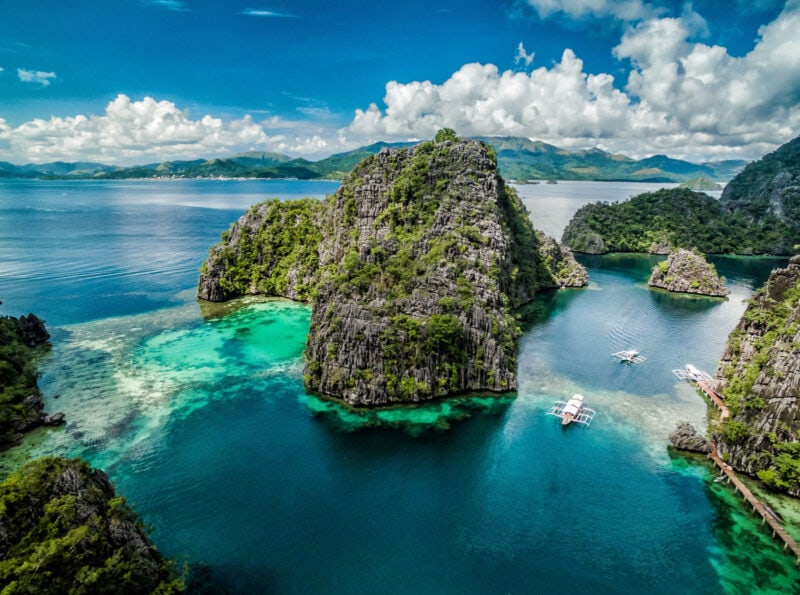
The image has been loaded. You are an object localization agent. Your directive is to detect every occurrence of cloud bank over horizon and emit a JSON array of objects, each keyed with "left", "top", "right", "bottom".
[
  {"left": 0, "top": 1, "right": 797, "bottom": 165},
  {"left": 347, "top": 1, "right": 800, "bottom": 162}
]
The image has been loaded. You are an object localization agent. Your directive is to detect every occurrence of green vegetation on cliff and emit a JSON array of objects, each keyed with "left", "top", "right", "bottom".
[
  {"left": 563, "top": 135, "right": 800, "bottom": 256},
  {"left": 0, "top": 457, "right": 183, "bottom": 594},
  {"left": 562, "top": 187, "right": 786, "bottom": 255},
  {"left": 714, "top": 256, "right": 800, "bottom": 494},
  {"left": 199, "top": 198, "right": 324, "bottom": 302},
  {"left": 720, "top": 135, "right": 800, "bottom": 254},
  {"left": 0, "top": 313, "right": 50, "bottom": 448}
]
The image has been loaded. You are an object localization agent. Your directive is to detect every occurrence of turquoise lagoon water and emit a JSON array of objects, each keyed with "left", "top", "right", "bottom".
[{"left": 1, "top": 179, "right": 798, "bottom": 593}]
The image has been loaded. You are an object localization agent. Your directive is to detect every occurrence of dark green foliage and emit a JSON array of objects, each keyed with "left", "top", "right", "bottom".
[
  {"left": 212, "top": 198, "right": 323, "bottom": 301},
  {"left": 0, "top": 457, "right": 183, "bottom": 594},
  {"left": 562, "top": 187, "right": 788, "bottom": 255},
  {"left": 434, "top": 128, "right": 459, "bottom": 143},
  {"left": 0, "top": 314, "right": 49, "bottom": 448},
  {"left": 721, "top": 135, "right": 800, "bottom": 253}
]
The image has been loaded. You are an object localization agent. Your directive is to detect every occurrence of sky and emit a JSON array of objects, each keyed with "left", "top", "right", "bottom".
[{"left": 0, "top": 0, "right": 797, "bottom": 165}]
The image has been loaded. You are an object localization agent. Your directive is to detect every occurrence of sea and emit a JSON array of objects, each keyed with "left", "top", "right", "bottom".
[{"left": 1, "top": 178, "right": 798, "bottom": 594}]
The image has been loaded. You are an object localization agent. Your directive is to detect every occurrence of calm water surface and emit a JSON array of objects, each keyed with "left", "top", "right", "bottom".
[{"left": 0, "top": 179, "right": 797, "bottom": 594}]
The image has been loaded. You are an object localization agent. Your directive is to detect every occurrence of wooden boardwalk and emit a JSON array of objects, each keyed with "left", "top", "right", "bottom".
[
  {"left": 694, "top": 380, "right": 800, "bottom": 564},
  {"left": 708, "top": 448, "right": 800, "bottom": 565}
]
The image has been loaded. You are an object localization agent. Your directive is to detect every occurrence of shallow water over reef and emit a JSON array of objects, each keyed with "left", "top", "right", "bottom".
[{"left": 2, "top": 179, "right": 798, "bottom": 593}]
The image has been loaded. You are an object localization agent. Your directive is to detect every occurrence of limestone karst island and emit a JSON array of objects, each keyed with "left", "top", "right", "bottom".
[{"left": 199, "top": 132, "right": 587, "bottom": 406}]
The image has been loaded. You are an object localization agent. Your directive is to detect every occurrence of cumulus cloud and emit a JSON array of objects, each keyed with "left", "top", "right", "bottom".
[
  {"left": 0, "top": 95, "right": 288, "bottom": 164},
  {"left": 514, "top": 42, "right": 535, "bottom": 68},
  {"left": 523, "top": 0, "right": 660, "bottom": 21},
  {"left": 344, "top": 1, "right": 800, "bottom": 161},
  {"left": 17, "top": 68, "right": 56, "bottom": 86}
]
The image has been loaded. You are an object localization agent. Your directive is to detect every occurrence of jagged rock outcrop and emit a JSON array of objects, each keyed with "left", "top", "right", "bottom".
[
  {"left": 721, "top": 135, "right": 800, "bottom": 254},
  {"left": 0, "top": 457, "right": 182, "bottom": 593},
  {"left": 536, "top": 231, "right": 589, "bottom": 288},
  {"left": 668, "top": 422, "right": 711, "bottom": 453},
  {"left": 305, "top": 139, "right": 558, "bottom": 405},
  {"left": 648, "top": 249, "right": 729, "bottom": 297},
  {"left": 713, "top": 255, "right": 800, "bottom": 495},
  {"left": 0, "top": 310, "right": 63, "bottom": 448},
  {"left": 199, "top": 135, "right": 587, "bottom": 406}
]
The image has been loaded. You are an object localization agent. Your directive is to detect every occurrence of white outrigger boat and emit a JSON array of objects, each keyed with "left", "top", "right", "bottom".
[
  {"left": 547, "top": 394, "right": 596, "bottom": 427},
  {"left": 612, "top": 349, "right": 646, "bottom": 364},
  {"left": 672, "top": 363, "right": 712, "bottom": 382}
]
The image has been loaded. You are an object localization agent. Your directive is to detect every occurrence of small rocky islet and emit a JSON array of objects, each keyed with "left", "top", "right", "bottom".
[
  {"left": 199, "top": 131, "right": 587, "bottom": 406},
  {"left": 648, "top": 249, "right": 729, "bottom": 297}
]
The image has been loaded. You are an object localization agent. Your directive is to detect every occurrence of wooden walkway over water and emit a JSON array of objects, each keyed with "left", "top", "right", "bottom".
[{"left": 694, "top": 380, "right": 800, "bottom": 564}]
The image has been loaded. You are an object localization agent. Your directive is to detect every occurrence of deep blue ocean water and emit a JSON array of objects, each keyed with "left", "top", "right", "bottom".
[{"left": 1, "top": 179, "right": 798, "bottom": 594}]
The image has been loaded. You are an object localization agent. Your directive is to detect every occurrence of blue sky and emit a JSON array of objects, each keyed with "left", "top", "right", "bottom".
[{"left": 0, "top": 0, "right": 797, "bottom": 164}]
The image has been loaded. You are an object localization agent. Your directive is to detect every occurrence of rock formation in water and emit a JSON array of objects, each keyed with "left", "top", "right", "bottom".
[
  {"left": 678, "top": 177, "right": 723, "bottom": 192},
  {"left": 713, "top": 256, "right": 800, "bottom": 495},
  {"left": 198, "top": 197, "right": 324, "bottom": 302},
  {"left": 199, "top": 133, "right": 587, "bottom": 406},
  {"left": 0, "top": 457, "right": 183, "bottom": 593},
  {"left": 668, "top": 422, "right": 711, "bottom": 454},
  {"left": 648, "top": 249, "right": 729, "bottom": 297},
  {"left": 0, "top": 310, "right": 64, "bottom": 448}
]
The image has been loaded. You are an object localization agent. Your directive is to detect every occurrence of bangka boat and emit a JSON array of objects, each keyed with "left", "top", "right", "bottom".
[
  {"left": 612, "top": 349, "right": 646, "bottom": 364},
  {"left": 672, "top": 364, "right": 712, "bottom": 382},
  {"left": 547, "top": 394, "right": 596, "bottom": 427}
]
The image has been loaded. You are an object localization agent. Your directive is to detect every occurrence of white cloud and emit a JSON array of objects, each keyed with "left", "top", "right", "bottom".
[
  {"left": 0, "top": 95, "right": 288, "bottom": 164},
  {"left": 17, "top": 68, "right": 56, "bottom": 86},
  {"left": 0, "top": 67, "right": 4, "bottom": 73},
  {"left": 343, "top": 2, "right": 800, "bottom": 162},
  {"left": 523, "top": 0, "right": 661, "bottom": 21},
  {"left": 514, "top": 42, "right": 535, "bottom": 68},
  {"left": 241, "top": 9, "right": 297, "bottom": 17},
  {"left": 143, "top": 0, "right": 188, "bottom": 11}
]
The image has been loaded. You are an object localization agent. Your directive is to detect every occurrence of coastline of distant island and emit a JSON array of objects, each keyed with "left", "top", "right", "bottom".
[{"left": 0, "top": 136, "right": 747, "bottom": 184}]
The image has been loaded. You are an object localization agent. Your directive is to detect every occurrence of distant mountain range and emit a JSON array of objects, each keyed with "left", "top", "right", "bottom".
[{"left": 0, "top": 137, "right": 748, "bottom": 183}]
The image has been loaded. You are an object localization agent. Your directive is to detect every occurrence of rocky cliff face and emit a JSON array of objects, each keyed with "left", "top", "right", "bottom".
[
  {"left": 199, "top": 136, "right": 586, "bottom": 406},
  {"left": 721, "top": 135, "right": 800, "bottom": 254},
  {"left": 304, "top": 139, "right": 563, "bottom": 405},
  {"left": 648, "top": 249, "right": 729, "bottom": 297},
  {"left": 0, "top": 457, "right": 181, "bottom": 593},
  {"left": 714, "top": 256, "right": 800, "bottom": 495}
]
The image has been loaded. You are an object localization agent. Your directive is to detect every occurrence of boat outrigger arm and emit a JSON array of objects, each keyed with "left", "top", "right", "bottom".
[
  {"left": 612, "top": 350, "right": 647, "bottom": 364},
  {"left": 672, "top": 364, "right": 713, "bottom": 382},
  {"left": 547, "top": 399, "right": 597, "bottom": 427}
]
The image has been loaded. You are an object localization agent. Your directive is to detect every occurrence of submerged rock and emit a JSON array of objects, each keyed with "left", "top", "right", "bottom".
[
  {"left": 648, "top": 249, "right": 729, "bottom": 297},
  {"left": 669, "top": 422, "right": 711, "bottom": 454}
]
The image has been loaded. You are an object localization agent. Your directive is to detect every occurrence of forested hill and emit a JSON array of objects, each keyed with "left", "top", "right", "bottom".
[
  {"left": 0, "top": 137, "right": 745, "bottom": 183},
  {"left": 562, "top": 135, "right": 800, "bottom": 255}
]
